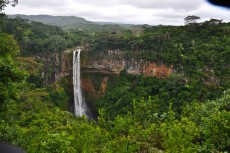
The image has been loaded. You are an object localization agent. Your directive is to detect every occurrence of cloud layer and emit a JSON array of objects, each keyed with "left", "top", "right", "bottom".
[{"left": 5, "top": 0, "right": 230, "bottom": 25}]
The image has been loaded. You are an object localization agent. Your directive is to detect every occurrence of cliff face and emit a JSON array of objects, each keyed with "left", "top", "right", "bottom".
[
  {"left": 34, "top": 50, "right": 73, "bottom": 85},
  {"left": 81, "top": 76, "right": 109, "bottom": 99},
  {"left": 34, "top": 49, "right": 174, "bottom": 113},
  {"left": 81, "top": 50, "right": 173, "bottom": 79},
  {"left": 34, "top": 49, "right": 174, "bottom": 87},
  {"left": 82, "top": 59, "right": 173, "bottom": 78},
  {"left": 35, "top": 52, "right": 61, "bottom": 85}
]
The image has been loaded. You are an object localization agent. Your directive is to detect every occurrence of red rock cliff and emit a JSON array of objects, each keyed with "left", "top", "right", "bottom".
[{"left": 81, "top": 50, "right": 174, "bottom": 78}]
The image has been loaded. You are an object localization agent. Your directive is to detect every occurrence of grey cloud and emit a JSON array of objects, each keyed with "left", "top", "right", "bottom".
[
  {"left": 5, "top": 0, "right": 229, "bottom": 25},
  {"left": 14, "top": 0, "right": 225, "bottom": 12},
  {"left": 120, "top": 0, "right": 202, "bottom": 9},
  {"left": 72, "top": 0, "right": 120, "bottom": 7},
  {"left": 153, "top": 9, "right": 189, "bottom": 19},
  {"left": 54, "top": 0, "right": 202, "bottom": 10},
  {"left": 19, "top": 0, "right": 72, "bottom": 8}
]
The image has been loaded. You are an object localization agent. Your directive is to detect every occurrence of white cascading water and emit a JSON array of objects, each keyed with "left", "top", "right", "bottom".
[{"left": 73, "top": 49, "right": 86, "bottom": 117}]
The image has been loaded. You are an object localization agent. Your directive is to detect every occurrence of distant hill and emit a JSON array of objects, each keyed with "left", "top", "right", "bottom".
[
  {"left": 7, "top": 14, "right": 141, "bottom": 33},
  {"left": 8, "top": 14, "right": 94, "bottom": 27}
]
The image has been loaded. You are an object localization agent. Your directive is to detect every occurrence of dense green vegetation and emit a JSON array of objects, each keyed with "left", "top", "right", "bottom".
[
  {"left": 95, "top": 18, "right": 230, "bottom": 121},
  {"left": 0, "top": 2, "right": 229, "bottom": 152},
  {"left": 0, "top": 17, "right": 88, "bottom": 54},
  {"left": 8, "top": 14, "right": 137, "bottom": 32}
]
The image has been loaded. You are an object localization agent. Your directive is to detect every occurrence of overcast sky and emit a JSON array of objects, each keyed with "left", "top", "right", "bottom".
[{"left": 4, "top": 0, "right": 230, "bottom": 25}]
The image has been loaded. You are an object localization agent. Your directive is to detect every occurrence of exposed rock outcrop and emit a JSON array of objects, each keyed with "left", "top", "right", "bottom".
[
  {"left": 35, "top": 52, "right": 61, "bottom": 85},
  {"left": 35, "top": 49, "right": 174, "bottom": 86},
  {"left": 81, "top": 76, "right": 109, "bottom": 99},
  {"left": 81, "top": 50, "right": 174, "bottom": 78},
  {"left": 33, "top": 49, "right": 174, "bottom": 114}
]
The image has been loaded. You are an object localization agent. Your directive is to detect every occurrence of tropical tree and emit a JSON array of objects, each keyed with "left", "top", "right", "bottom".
[
  {"left": 184, "top": 15, "right": 201, "bottom": 25},
  {"left": 0, "top": 0, "right": 18, "bottom": 12}
]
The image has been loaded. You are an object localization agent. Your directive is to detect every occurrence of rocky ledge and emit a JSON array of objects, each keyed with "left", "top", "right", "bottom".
[{"left": 81, "top": 50, "right": 174, "bottom": 78}]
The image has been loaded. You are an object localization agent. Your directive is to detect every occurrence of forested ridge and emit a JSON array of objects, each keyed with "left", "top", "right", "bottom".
[{"left": 0, "top": 1, "right": 230, "bottom": 152}]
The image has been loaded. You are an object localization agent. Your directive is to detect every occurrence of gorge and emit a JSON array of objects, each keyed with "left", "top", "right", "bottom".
[
  {"left": 36, "top": 49, "right": 175, "bottom": 118},
  {"left": 1, "top": 14, "right": 229, "bottom": 152}
]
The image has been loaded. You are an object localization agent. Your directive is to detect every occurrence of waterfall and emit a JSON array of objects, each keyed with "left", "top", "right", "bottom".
[{"left": 73, "top": 49, "right": 86, "bottom": 117}]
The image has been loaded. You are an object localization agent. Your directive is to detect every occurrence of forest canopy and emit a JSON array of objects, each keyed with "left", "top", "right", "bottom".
[{"left": 0, "top": 1, "right": 229, "bottom": 152}]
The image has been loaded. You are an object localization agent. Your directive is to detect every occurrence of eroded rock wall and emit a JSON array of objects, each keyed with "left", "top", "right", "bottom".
[{"left": 81, "top": 50, "right": 174, "bottom": 78}]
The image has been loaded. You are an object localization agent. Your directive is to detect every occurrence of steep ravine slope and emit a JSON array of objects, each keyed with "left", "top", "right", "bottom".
[
  {"left": 35, "top": 49, "right": 174, "bottom": 112},
  {"left": 36, "top": 49, "right": 174, "bottom": 85},
  {"left": 81, "top": 50, "right": 173, "bottom": 78}
]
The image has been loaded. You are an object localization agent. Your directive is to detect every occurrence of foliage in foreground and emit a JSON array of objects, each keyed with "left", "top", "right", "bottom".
[
  {"left": 0, "top": 86, "right": 229, "bottom": 152},
  {"left": 0, "top": 10, "right": 229, "bottom": 152},
  {"left": 0, "top": 34, "right": 229, "bottom": 152}
]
